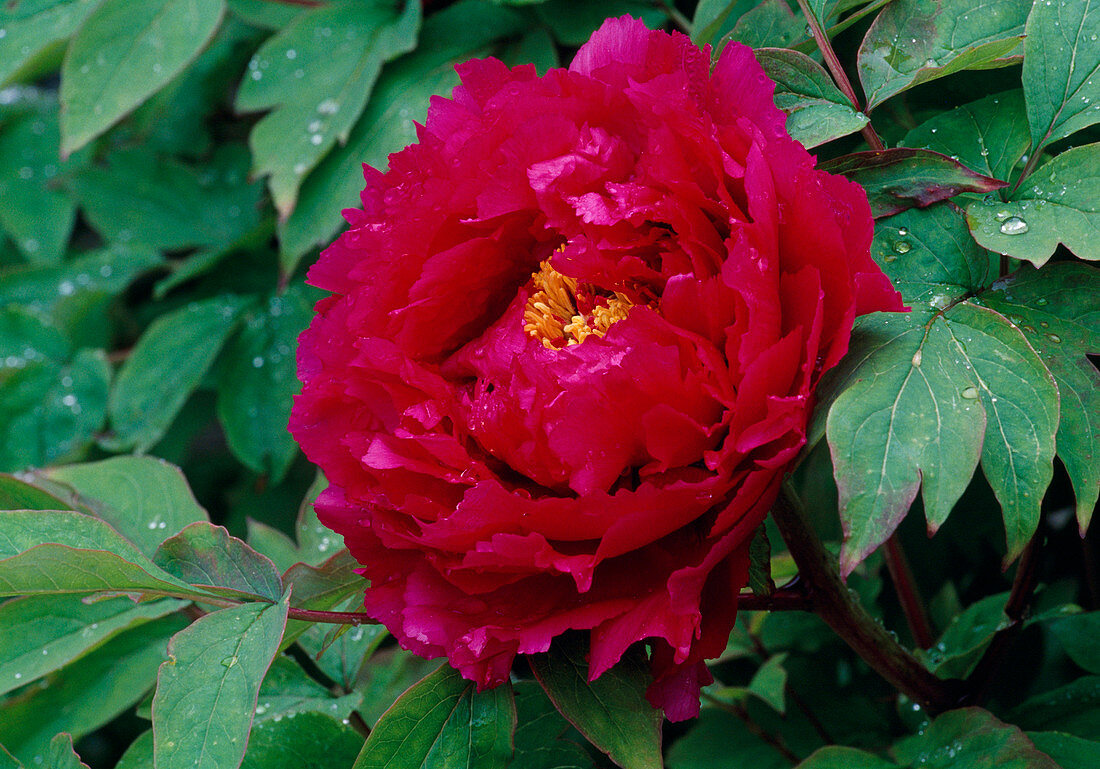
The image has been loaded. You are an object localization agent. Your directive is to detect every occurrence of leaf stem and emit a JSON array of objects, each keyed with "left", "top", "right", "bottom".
[
  {"left": 794, "top": 0, "right": 885, "bottom": 151},
  {"left": 659, "top": 0, "right": 692, "bottom": 32},
  {"left": 771, "top": 481, "right": 963, "bottom": 714},
  {"left": 738, "top": 585, "right": 814, "bottom": 612},
  {"left": 883, "top": 534, "right": 935, "bottom": 649}
]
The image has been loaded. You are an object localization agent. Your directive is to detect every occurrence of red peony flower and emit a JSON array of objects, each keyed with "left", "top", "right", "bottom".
[{"left": 290, "top": 16, "right": 902, "bottom": 720}]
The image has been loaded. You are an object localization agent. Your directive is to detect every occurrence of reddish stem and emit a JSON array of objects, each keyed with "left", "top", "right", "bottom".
[
  {"left": 794, "top": 0, "right": 886, "bottom": 151},
  {"left": 884, "top": 534, "right": 935, "bottom": 649}
]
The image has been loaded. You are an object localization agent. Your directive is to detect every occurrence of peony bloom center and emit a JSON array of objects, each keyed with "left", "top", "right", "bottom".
[{"left": 522, "top": 259, "right": 634, "bottom": 348}]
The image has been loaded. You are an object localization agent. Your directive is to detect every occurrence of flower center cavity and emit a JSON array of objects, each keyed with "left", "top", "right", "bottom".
[{"left": 523, "top": 260, "right": 633, "bottom": 349}]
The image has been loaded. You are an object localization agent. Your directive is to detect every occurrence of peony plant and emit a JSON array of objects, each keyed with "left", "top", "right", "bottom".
[{"left": 0, "top": 2, "right": 1097, "bottom": 769}]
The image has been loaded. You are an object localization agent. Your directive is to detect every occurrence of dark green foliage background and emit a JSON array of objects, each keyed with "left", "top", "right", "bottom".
[{"left": 0, "top": 1, "right": 1097, "bottom": 768}]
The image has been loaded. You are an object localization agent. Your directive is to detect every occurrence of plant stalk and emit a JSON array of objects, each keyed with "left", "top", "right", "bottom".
[
  {"left": 771, "top": 481, "right": 962, "bottom": 714},
  {"left": 794, "top": 0, "right": 885, "bottom": 151},
  {"left": 883, "top": 534, "right": 935, "bottom": 649}
]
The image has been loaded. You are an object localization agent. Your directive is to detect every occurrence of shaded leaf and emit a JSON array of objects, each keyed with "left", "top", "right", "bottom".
[
  {"left": 1048, "top": 611, "right": 1100, "bottom": 674},
  {"left": 903, "top": 90, "right": 1029, "bottom": 184},
  {"left": 105, "top": 295, "right": 249, "bottom": 452},
  {"left": 0, "top": 614, "right": 187, "bottom": 763},
  {"left": 892, "top": 707, "right": 1058, "bottom": 768},
  {"left": 0, "top": 593, "right": 186, "bottom": 697},
  {"left": 0, "top": 473, "right": 69, "bottom": 511},
  {"left": 0, "top": 1, "right": 100, "bottom": 87},
  {"left": 530, "top": 637, "right": 662, "bottom": 769},
  {"left": 796, "top": 746, "right": 900, "bottom": 768},
  {"left": 510, "top": 681, "right": 596, "bottom": 769},
  {"left": 1010, "top": 677, "right": 1100, "bottom": 740},
  {"left": 747, "top": 653, "right": 787, "bottom": 714},
  {"left": 1027, "top": 731, "right": 1100, "bottom": 769},
  {"left": 45, "top": 456, "right": 209, "bottom": 556},
  {"left": 153, "top": 522, "right": 283, "bottom": 601},
  {"left": 216, "top": 284, "right": 318, "bottom": 483},
  {"left": 0, "top": 103, "right": 82, "bottom": 263},
  {"left": 236, "top": 0, "right": 421, "bottom": 217},
  {"left": 242, "top": 712, "right": 362, "bottom": 769},
  {"left": 755, "top": 48, "right": 869, "bottom": 148},
  {"left": 280, "top": 549, "right": 367, "bottom": 648},
  {"left": 857, "top": 0, "right": 1026, "bottom": 110},
  {"left": 253, "top": 656, "right": 363, "bottom": 724},
  {"left": 353, "top": 664, "right": 515, "bottom": 769},
  {"left": 1023, "top": 0, "right": 1100, "bottom": 151},
  {"left": 533, "top": 0, "right": 667, "bottom": 46},
  {"left": 152, "top": 594, "right": 290, "bottom": 769},
  {"left": 72, "top": 145, "right": 264, "bottom": 251},
  {"left": 665, "top": 707, "right": 790, "bottom": 769},
  {"left": 919, "top": 592, "right": 1009, "bottom": 679},
  {"left": 59, "top": 0, "right": 226, "bottom": 154},
  {"left": 279, "top": 0, "right": 527, "bottom": 268},
  {"left": 724, "top": 0, "right": 803, "bottom": 50},
  {"left": 966, "top": 142, "right": 1100, "bottom": 266},
  {"left": 820, "top": 149, "right": 1005, "bottom": 218}
]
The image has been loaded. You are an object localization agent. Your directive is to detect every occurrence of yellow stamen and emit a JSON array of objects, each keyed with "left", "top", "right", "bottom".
[{"left": 523, "top": 260, "right": 633, "bottom": 349}]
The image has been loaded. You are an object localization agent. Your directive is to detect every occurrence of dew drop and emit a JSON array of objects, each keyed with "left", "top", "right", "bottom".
[
  {"left": 961, "top": 387, "right": 979, "bottom": 399},
  {"left": 1035, "top": 297, "right": 1048, "bottom": 306},
  {"left": 58, "top": 281, "right": 75, "bottom": 296},
  {"left": 285, "top": 49, "right": 297, "bottom": 59},
  {"left": 317, "top": 98, "right": 339, "bottom": 115},
  {"left": 1047, "top": 333, "right": 1061, "bottom": 343},
  {"left": 897, "top": 227, "right": 908, "bottom": 236},
  {"left": 310, "top": 134, "right": 323, "bottom": 145},
  {"left": 252, "top": 356, "right": 265, "bottom": 368},
  {"left": 894, "top": 240, "right": 911, "bottom": 254},
  {"left": 999, "top": 216, "right": 1028, "bottom": 235},
  {"left": 911, "top": 350, "right": 922, "bottom": 367}
]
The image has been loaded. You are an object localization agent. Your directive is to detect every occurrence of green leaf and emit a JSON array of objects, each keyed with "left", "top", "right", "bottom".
[
  {"left": 870, "top": 203, "right": 996, "bottom": 307},
  {"left": 920, "top": 592, "right": 1010, "bottom": 679},
  {"left": 0, "top": 104, "right": 81, "bottom": 263},
  {"left": 0, "top": 1, "right": 100, "bottom": 87},
  {"left": 153, "top": 522, "right": 284, "bottom": 601},
  {"left": 279, "top": 0, "right": 528, "bottom": 267},
  {"left": 0, "top": 473, "right": 69, "bottom": 510},
  {"left": 1011, "top": 677, "right": 1100, "bottom": 740},
  {"left": 857, "top": 0, "right": 1027, "bottom": 110},
  {"left": 747, "top": 524, "right": 775, "bottom": 598},
  {"left": 691, "top": 0, "right": 758, "bottom": 47},
  {"left": 217, "top": 284, "right": 317, "bottom": 482},
  {"left": 1027, "top": 732, "right": 1100, "bottom": 769},
  {"left": 1048, "top": 612, "right": 1100, "bottom": 674},
  {"left": 530, "top": 637, "right": 662, "bottom": 769},
  {"left": 825, "top": 301, "right": 1058, "bottom": 573},
  {"left": 723, "top": 0, "right": 803, "bottom": 50},
  {"left": 893, "top": 707, "right": 1059, "bottom": 768},
  {"left": 152, "top": 594, "right": 290, "bottom": 769},
  {"left": 114, "top": 730, "right": 153, "bottom": 769},
  {"left": 1023, "top": 0, "right": 1100, "bottom": 152},
  {"left": 510, "top": 681, "right": 596, "bottom": 769},
  {"left": 72, "top": 145, "right": 264, "bottom": 251},
  {"left": 0, "top": 345, "right": 110, "bottom": 470},
  {"left": 59, "top": 0, "right": 227, "bottom": 154},
  {"left": 253, "top": 656, "right": 363, "bottom": 724},
  {"left": 353, "top": 664, "right": 516, "bottom": 769},
  {"left": 747, "top": 653, "right": 787, "bottom": 714},
  {"left": 0, "top": 593, "right": 186, "bottom": 697},
  {"left": 106, "top": 295, "right": 249, "bottom": 452},
  {"left": 226, "top": 0, "right": 304, "bottom": 29},
  {"left": 45, "top": 456, "right": 209, "bottom": 556},
  {"left": 46, "top": 734, "right": 89, "bottom": 769},
  {"left": 534, "top": 0, "right": 667, "bottom": 46},
  {"left": 0, "top": 614, "right": 187, "bottom": 764},
  {"left": 295, "top": 473, "right": 343, "bottom": 565},
  {"left": 0, "top": 244, "right": 163, "bottom": 331},
  {"left": 754, "top": 47, "right": 868, "bottom": 148},
  {"left": 298, "top": 596, "right": 386, "bottom": 689},
  {"left": 0, "top": 509, "right": 218, "bottom": 598},
  {"left": 966, "top": 142, "right": 1100, "bottom": 266},
  {"left": 665, "top": 708, "right": 790, "bottom": 769},
  {"left": 978, "top": 263, "right": 1100, "bottom": 530},
  {"left": 903, "top": 90, "right": 1030, "bottom": 184},
  {"left": 819, "top": 149, "right": 1005, "bottom": 218},
  {"left": 242, "top": 712, "right": 363, "bottom": 769},
  {"left": 796, "top": 746, "right": 900, "bottom": 768},
  {"left": 236, "top": 0, "right": 421, "bottom": 218},
  {"left": 0, "top": 746, "right": 20, "bottom": 769},
  {"left": 280, "top": 549, "right": 367, "bottom": 648}
]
